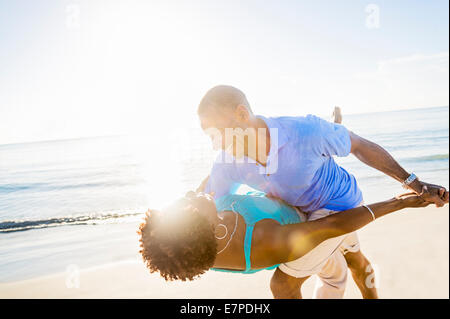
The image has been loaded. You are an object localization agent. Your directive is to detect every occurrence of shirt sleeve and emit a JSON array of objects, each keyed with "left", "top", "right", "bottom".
[
  {"left": 309, "top": 115, "right": 352, "bottom": 157},
  {"left": 204, "top": 152, "right": 241, "bottom": 199}
]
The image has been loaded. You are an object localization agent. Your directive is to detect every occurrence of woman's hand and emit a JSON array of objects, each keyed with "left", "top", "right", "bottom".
[{"left": 395, "top": 192, "right": 432, "bottom": 208}]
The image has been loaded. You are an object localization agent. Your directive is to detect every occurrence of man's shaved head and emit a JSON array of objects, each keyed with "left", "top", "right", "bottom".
[
  {"left": 197, "top": 85, "right": 252, "bottom": 118},
  {"left": 197, "top": 85, "right": 268, "bottom": 160}
]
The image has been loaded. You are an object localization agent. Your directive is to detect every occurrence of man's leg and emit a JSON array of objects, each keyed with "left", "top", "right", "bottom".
[
  {"left": 339, "top": 231, "right": 378, "bottom": 299},
  {"left": 275, "top": 206, "right": 377, "bottom": 299},
  {"left": 313, "top": 250, "right": 348, "bottom": 299},
  {"left": 343, "top": 250, "right": 378, "bottom": 299},
  {"left": 273, "top": 251, "right": 348, "bottom": 299},
  {"left": 274, "top": 206, "right": 353, "bottom": 299},
  {"left": 270, "top": 268, "right": 310, "bottom": 299}
]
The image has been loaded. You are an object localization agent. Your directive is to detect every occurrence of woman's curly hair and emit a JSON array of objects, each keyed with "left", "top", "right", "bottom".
[{"left": 138, "top": 202, "right": 218, "bottom": 281}]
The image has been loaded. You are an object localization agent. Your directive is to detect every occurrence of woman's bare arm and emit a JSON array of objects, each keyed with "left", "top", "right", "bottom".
[{"left": 266, "top": 195, "right": 431, "bottom": 264}]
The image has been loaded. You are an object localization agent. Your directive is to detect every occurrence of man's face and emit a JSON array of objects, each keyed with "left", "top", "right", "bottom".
[
  {"left": 199, "top": 107, "right": 256, "bottom": 159},
  {"left": 199, "top": 113, "right": 237, "bottom": 151}
]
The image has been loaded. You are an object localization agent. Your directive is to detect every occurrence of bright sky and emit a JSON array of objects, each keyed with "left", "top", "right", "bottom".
[{"left": 0, "top": 0, "right": 448, "bottom": 145}]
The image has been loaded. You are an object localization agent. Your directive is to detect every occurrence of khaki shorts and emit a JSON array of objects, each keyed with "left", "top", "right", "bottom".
[{"left": 278, "top": 206, "right": 361, "bottom": 279}]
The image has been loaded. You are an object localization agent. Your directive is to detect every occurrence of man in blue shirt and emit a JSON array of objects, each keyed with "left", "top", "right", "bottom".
[{"left": 196, "top": 85, "right": 448, "bottom": 298}]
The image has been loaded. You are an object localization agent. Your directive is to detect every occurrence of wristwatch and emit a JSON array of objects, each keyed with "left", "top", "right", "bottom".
[{"left": 402, "top": 173, "right": 418, "bottom": 189}]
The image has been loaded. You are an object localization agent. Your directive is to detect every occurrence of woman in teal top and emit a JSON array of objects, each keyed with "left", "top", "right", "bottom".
[
  {"left": 211, "top": 192, "right": 306, "bottom": 274},
  {"left": 138, "top": 191, "right": 430, "bottom": 281}
]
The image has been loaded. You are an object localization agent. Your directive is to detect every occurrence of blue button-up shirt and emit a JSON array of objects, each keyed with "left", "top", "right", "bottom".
[{"left": 204, "top": 115, "right": 362, "bottom": 212}]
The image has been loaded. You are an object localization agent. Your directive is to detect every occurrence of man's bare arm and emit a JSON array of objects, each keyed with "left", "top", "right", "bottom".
[{"left": 349, "top": 131, "right": 449, "bottom": 207}]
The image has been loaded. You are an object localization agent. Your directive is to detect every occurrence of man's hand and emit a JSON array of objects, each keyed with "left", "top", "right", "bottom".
[
  {"left": 196, "top": 175, "right": 210, "bottom": 193},
  {"left": 266, "top": 193, "right": 292, "bottom": 207},
  {"left": 408, "top": 180, "right": 449, "bottom": 207}
]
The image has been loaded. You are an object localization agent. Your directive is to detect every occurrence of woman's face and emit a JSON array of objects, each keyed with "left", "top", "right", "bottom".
[{"left": 184, "top": 191, "right": 219, "bottom": 225}]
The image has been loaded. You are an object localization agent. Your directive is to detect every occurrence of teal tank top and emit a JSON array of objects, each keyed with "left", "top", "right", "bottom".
[{"left": 211, "top": 192, "right": 303, "bottom": 274}]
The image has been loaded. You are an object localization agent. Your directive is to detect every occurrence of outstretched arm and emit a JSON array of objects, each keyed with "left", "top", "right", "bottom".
[
  {"left": 349, "top": 132, "right": 449, "bottom": 207},
  {"left": 268, "top": 195, "right": 432, "bottom": 264},
  {"left": 310, "top": 116, "right": 448, "bottom": 207}
]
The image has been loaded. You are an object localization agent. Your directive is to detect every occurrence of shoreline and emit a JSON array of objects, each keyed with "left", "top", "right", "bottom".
[{"left": 0, "top": 206, "right": 448, "bottom": 299}]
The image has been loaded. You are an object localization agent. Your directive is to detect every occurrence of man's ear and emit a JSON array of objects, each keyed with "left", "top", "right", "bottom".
[{"left": 235, "top": 104, "right": 250, "bottom": 123}]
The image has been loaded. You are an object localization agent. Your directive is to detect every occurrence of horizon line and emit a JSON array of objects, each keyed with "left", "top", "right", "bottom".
[{"left": 1, "top": 105, "right": 448, "bottom": 147}]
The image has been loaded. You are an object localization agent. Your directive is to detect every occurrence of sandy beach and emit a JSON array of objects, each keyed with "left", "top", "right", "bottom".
[
  {"left": 1, "top": 206, "right": 447, "bottom": 299},
  {"left": 1, "top": 0, "right": 448, "bottom": 304}
]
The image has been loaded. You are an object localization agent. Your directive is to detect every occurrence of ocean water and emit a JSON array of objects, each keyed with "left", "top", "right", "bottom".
[{"left": 0, "top": 106, "right": 448, "bottom": 282}]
